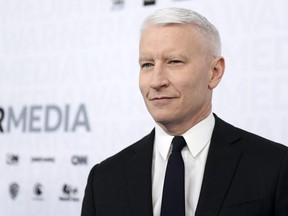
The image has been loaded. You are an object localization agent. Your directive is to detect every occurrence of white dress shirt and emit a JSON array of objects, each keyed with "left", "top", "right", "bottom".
[{"left": 151, "top": 113, "right": 215, "bottom": 216}]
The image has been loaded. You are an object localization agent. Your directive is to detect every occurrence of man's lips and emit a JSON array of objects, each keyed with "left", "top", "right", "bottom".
[
  {"left": 148, "top": 96, "right": 178, "bottom": 106},
  {"left": 149, "top": 96, "right": 176, "bottom": 101}
]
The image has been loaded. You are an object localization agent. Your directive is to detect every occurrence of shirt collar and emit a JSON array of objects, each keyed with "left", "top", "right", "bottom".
[{"left": 154, "top": 113, "right": 215, "bottom": 160}]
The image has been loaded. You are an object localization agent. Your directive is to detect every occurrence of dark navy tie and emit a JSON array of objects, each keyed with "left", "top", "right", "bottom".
[{"left": 161, "top": 136, "right": 186, "bottom": 216}]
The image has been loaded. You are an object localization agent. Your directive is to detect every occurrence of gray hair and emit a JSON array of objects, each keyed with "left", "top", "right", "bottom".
[{"left": 141, "top": 7, "right": 221, "bottom": 56}]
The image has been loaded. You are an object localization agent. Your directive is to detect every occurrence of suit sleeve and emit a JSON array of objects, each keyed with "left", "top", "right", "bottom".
[
  {"left": 81, "top": 165, "right": 98, "bottom": 216},
  {"left": 274, "top": 149, "right": 288, "bottom": 215}
]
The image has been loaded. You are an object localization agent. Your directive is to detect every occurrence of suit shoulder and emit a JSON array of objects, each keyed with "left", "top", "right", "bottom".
[
  {"left": 214, "top": 115, "right": 288, "bottom": 154},
  {"left": 235, "top": 125, "right": 287, "bottom": 153},
  {"left": 91, "top": 130, "right": 155, "bottom": 172}
]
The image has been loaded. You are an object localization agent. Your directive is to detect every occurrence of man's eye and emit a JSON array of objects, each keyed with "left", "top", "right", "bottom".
[
  {"left": 169, "top": 60, "right": 182, "bottom": 64},
  {"left": 142, "top": 63, "right": 154, "bottom": 68}
]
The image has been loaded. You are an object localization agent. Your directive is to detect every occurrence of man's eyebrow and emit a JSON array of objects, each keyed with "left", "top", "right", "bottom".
[
  {"left": 138, "top": 54, "right": 188, "bottom": 63},
  {"left": 138, "top": 57, "right": 153, "bottom": 63},
  {"left": 165, "top": 54, "right": 188, "bottom": 60}
]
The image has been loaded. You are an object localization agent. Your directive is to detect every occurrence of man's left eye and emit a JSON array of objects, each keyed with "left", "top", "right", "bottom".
[{"left": 169, "top": 60, "right": 182, "bottom": 64}]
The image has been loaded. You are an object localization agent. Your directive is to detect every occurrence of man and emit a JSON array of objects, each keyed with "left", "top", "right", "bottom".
[{"left": 81, "top": 8, "right": 288, "bottom": 216}]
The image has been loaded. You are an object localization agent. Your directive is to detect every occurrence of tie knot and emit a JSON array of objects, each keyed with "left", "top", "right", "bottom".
[{"left": 172, "top": 136, "right": 186, "bottom": 152}]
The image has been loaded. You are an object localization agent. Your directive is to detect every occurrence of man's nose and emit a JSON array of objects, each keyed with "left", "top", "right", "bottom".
[{"left": 149, "top": 64, "right": 169, "bottom": 89}]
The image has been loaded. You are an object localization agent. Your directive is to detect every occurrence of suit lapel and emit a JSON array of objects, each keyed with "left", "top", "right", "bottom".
[
  {"left": 126, "top": 130, "right": 155, "bottom": 216},
  {"left": 195, "top": 116, "right": 242, "bottom": 216}
]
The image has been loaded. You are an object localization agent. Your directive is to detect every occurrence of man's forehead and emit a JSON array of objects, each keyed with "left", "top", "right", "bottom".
[{"left": 140, "top": 24, "right": 202, "bottom": 45}]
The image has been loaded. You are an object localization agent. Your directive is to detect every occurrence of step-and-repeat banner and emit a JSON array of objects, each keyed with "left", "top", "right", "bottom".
[{"left": 1, "top": 0, "right": 287, "bottom": 215}]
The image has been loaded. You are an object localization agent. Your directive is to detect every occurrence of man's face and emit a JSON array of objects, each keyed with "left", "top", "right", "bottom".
[{"left": 139, "top": 24, "right": 218, "bottom": 134}]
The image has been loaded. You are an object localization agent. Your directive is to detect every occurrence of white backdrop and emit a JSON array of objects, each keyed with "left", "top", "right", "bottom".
[{"left": 0, "top": 0, "right": 287, "bottom": 216}]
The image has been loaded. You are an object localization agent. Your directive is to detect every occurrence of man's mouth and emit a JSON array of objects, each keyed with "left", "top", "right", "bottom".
[{"left": 150, "top": 96, "right": 175, "bottom": 101}]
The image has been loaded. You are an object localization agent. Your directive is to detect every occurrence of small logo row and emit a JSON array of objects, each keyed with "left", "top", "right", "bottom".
[
  {"left": 111, "top": 0, "right": 156, "bottom": 8},
  {"left": 6, "top": 154, "right": 88, "bottom": 166},
  {"left": 111, "top": 0, "right": 193, "bottom": 10},
  {"left": 9, "top": 182, "right": 80, "bottom": 202}
]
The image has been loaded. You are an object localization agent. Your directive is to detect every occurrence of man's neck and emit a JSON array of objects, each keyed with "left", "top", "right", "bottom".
[{"left": 157, "top": 111, "right": 212, "bottom": 136}]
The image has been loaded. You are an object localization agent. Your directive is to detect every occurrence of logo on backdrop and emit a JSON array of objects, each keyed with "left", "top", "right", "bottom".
[
  {"left": 0, "top": 103, "right": 91, "bottom": 134},
  {"left": 71, "top": 155, "right": 88, "bottom": 165},
  {"left": 33, "top": 183, "right": 44, "bottom": 200},
  {"left": 59, "top": 184, "right": 79, "bottom": 201},
  {"left": 111, "top": 0, "right": 124, "bottom": 10},
  {"left": 0, "top": 107, "right": 4, "bottom": 132},
  {"left": 143, "top": 0, "right": 156, "bottom": 6},
  {"left": 9, "top": 182, "right": 19, "bottom": 199},
  {"left": 31, "top": 156, "right": 55, "bottom": 163},
  {"left": 6, "top": 153, "right": 19, "bottom": 165}
]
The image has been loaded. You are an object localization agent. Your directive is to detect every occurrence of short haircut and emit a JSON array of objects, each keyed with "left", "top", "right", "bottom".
[{"left": 141, "top": 7, "right": 221, "bottom": 56}]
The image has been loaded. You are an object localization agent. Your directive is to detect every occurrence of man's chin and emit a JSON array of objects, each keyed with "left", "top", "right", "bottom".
[{"left": 152, "top": 115, "right": 175, "bottom": 128}]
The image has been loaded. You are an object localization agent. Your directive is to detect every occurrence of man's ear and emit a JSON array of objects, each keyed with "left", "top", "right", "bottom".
[{"left": 208, "top": 56, "right": 225, "bottom": 89}]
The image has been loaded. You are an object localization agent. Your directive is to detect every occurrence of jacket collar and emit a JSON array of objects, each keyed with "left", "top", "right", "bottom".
[
  {"left": 125, "top": 114, "right": 243, "bottom": 216},
  {"left": 126, "top": 129, "right": 155, "bottom": 216},
  {"left": 195, "top": 114, "right": 242, "bottom": 216}
]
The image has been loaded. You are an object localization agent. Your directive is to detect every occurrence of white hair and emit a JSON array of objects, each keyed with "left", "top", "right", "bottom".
[{"left": 141, "top": 7, "right": 221, "bottom": 56}]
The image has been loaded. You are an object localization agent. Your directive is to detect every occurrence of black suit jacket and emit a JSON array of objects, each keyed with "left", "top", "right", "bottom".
[{"left": 81, "top": 115, "right": 288, "bottom": 216}]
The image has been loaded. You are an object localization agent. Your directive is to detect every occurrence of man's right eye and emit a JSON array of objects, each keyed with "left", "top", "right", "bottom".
[{"left": 141, "top": 63, "right": 154, "bottom": 68}]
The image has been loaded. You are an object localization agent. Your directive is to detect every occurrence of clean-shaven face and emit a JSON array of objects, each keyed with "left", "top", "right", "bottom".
[{"left": 139, "top": 24, "right": 215, "bottom": 135}]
